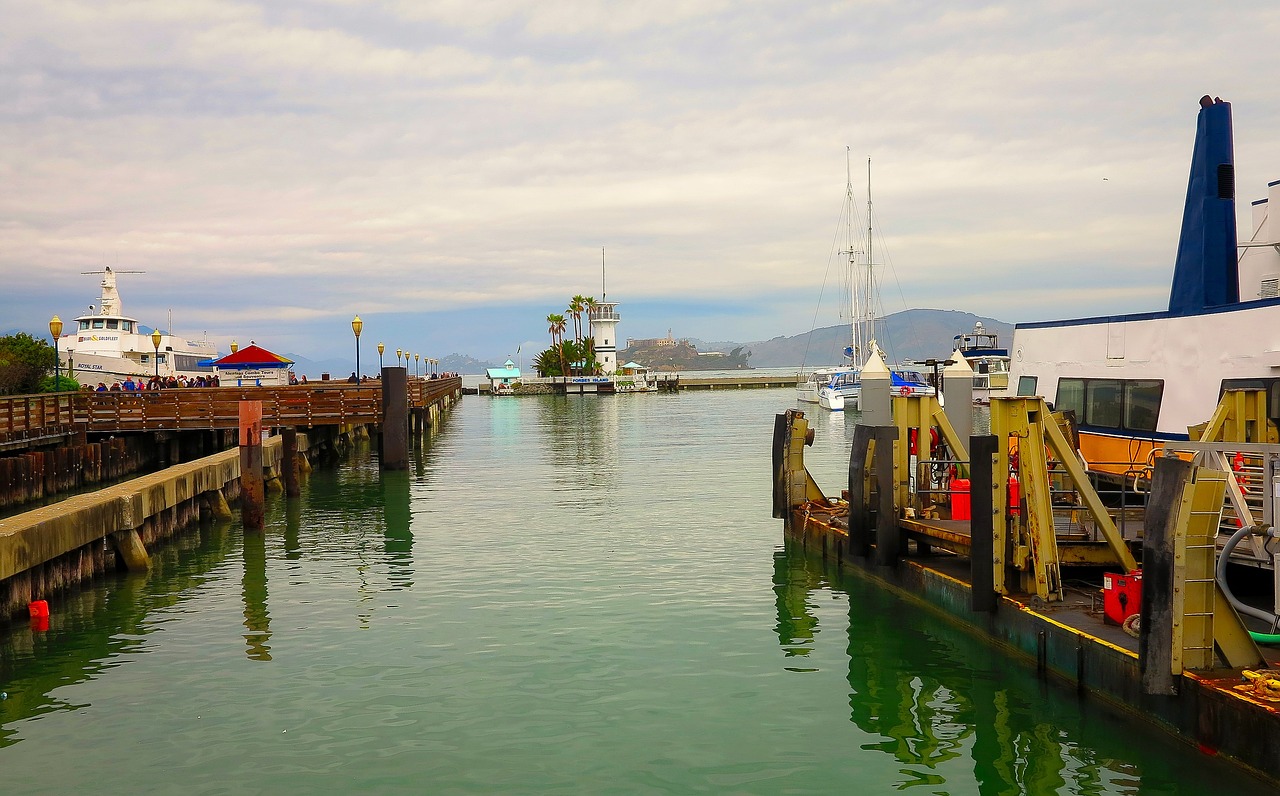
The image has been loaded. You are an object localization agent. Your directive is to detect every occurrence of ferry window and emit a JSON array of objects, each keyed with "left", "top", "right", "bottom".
[
  {"left": 1124, "top": 380, "right": 1163, "bottom": 432},
  {"left": 141, "top": 354, "right": 149, "bottom": 363},
  {"left": 1056, "top": 379, "right": 1085, "bottom": 416},
  {"left": 1086, "top": 379, "right": 1123, "bottom": 428},
  {"left": 106, "top": 320, "right": 118, "bottom": 329},
  {"left": 158, "top": 354, "right": 167, "bottom": 364},
  {"left": 92, "top": 320, "right": 104, "bottom": 329},
  {"left": 79, "top": 320, "right": 89, "bottom": 330},
  {"left": 122, "top": 322, "right": 132, "bottom": 332},
  {"left": 1017, "top": 376, "right": 1038, "bottom": 396}
]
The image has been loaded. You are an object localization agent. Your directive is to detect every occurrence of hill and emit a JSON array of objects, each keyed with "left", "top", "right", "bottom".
[{"left": 744, "top": 309, "right": 1014, "bottom": 368}]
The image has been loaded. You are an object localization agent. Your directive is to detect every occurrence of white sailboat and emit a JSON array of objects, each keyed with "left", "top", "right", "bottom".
[{"left": 815, "top": 153, "right": 878, "bottom": 411}]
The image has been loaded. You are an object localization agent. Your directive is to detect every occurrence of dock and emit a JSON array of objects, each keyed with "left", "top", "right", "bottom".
[
  {"left": 0, "top": 373, "right": 462, "bottom": 617},
  {"left": 472, "top": 373, "right": 797, "bottom": 394},
  {"left": 773, "top": 392, "right": 1280, "bottom": 787}
]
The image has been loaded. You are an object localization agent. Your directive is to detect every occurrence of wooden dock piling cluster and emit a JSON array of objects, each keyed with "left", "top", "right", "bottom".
[{"left": 0, "top": 437, "right": 152, "bottom": 509}]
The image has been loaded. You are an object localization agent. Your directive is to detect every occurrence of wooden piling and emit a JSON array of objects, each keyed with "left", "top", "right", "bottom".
[
  {"left": 846, "top": 424, "right": 874, "bottom": 558},
  {"left": 381, "top": 367, "right": 409, "bottom": 470},
  {"left": 239, "top": 401, "right": 265, "bottom": 531},
  {"left": 282, "top": 427, "right": 300, "bottom": 498},
  {"left": 1139, "top": 455, "right": 1192, "bottom": 696},
  {"left": 872, "top": 425, "right": 900, "bottom": 567}
]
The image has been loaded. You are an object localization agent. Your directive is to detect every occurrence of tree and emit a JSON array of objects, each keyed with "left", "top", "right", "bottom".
[
  {"left": 567, "top": 296, "right": 586, "bottom": 375},
  {"left": 0, "top": 332, "right": 57, "bottom": 395},
  {"left": 546, "top": 313, "right": 568, "bottom": 381}
]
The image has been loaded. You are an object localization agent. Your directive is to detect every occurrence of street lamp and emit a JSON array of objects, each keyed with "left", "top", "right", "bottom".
[
  {"left": 396, "top": 348, "right": 402, "bottom": 366},
  {"left": 230, "top": 339, "right": 239, "bottom": 353},
  {"left": 351, "top": 315, "right": 363, "bottom": 384},
  {"left": 151, "top": 329, "right": 163, "bottom": 379},
  {"left": 49, "top": 315, "right": 63, "bottom": 390},
  {"left": 415, "top": 353, "right": 420, "bottom": 378},
  {"left": 378, "top": 342, "right": 385, "bottom": 371}
]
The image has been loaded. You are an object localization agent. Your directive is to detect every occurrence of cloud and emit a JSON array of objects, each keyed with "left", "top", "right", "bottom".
[{"left": 3, "top": 1, "right": 1280, "bottom": 362}]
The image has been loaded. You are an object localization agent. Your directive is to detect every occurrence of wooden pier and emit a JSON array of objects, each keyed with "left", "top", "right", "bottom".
[{"left": 0, "top": 375, "right": 463, "bottom": 616}]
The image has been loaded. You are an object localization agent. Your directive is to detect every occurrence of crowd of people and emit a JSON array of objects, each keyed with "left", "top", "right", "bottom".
[
  {"left": 89, "top": 374, "right": 221, "bottom": 391},
  {"left": 86, "top": 371, "right": 459, "bottom": 391}
]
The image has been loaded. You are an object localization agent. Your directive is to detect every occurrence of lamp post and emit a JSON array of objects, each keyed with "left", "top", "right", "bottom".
[
  {"left": 415, "top": 353, "right": 420, "bottom": 378},
  {"left": 230, "top": 340, "right": 239, "bottom": 353},
  {"left": 49, "top": 315, "right": 63, "bottom": 390},
  {"left": 396, "top": 348, "right": 402, "bottom": 367},
  {"left": 351, "top": 315, "right": 363, "bottom": 384},
  {"left": 151, "top": 329, "right": 163, "bottom": 379},
  {"left": 378, "top": 342, "right": 385, "bottom": 371}
]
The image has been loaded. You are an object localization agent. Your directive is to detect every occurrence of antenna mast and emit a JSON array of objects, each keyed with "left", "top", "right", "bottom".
[{"left": 602, "top": 246, "right": 606, "bottom": 301}]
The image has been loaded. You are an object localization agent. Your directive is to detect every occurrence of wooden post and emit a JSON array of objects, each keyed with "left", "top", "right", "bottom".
[
  {"left": 282, "top": 427, "right": 300, "bottom": 498},
  {"left": 239, "top": 400, "right": 264, "bottom": 531},
  {"left": 873, "top": 425, "right": 900, "bottom": 567},
  {"left": 1140, "top": 455, "right": 1192, "bottom": 696},
  {"left": 846, "top": 423, "right": 874, "bottom": 558},
  {"left": 381, "top": 367, "right": 409, "bottom": 470},
  {"left": 970, "top": 435, "right": 998, "bottom": 613}
]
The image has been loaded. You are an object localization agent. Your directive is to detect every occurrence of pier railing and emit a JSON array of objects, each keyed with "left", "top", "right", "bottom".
[
  {"left": 0, "top": 376, "right": 461, "bottom": 436},
  {"left": 0, "top": 393, "right": 80, "bottom": 448}
]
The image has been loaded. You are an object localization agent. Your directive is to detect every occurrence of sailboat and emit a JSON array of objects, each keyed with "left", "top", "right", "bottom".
[{"left": 810, "top": 153, "right": 878, "bottom": 411}]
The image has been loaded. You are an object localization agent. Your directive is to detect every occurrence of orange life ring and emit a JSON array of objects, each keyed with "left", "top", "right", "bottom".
[{"left": 898, "top": 386, "right": 911, "bottom": 397}]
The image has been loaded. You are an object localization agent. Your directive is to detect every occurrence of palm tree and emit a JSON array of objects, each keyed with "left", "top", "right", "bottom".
[
  {"left": 547, "top": 313, "right": 568, "bottom": 382},
  {"left": 567, "top": 296, "right": 586, "bottom": 375},
  {"left": 582, "top": 297, "right": 598, "bottom": 372}
]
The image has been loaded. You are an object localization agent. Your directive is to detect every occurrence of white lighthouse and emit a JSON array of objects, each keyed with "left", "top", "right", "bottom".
[{"left": 589, "top": 301, "right": 620, "bottom": 375}]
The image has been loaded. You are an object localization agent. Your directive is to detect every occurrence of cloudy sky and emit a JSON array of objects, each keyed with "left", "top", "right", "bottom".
[{"left": 4, "top": 1, "right": 1279, "bottom": 364}]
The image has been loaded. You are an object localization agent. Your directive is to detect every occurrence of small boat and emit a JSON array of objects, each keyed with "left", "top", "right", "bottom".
[
  {"left": 952, "top": 322, "right": 1010, "bottom": 404},
  {"left": 616, "top": 361, "right": 658, "bottom": 393},
  {"left": 817, "top": 368, "right": 860, "bottom": 411},
  {"left": 890, "top": 369, "right": 936, "bottom": 398},
  {"left": 61, "top": 267, "right": 220, "bottom": 384}
]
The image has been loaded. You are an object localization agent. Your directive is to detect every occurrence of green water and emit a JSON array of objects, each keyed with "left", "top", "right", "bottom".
[{"left": 0, "top": 392, "right": 1272, "bottom": 794}]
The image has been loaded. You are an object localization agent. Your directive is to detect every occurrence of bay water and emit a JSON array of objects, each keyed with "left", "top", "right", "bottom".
[{"left": 0, "top": 390, "right": 1272, "bottom": 794}]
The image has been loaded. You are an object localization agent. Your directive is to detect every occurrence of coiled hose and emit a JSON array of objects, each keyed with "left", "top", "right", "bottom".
[{"left": 1216, "top": 524, "right": 1280, "bottom": 645}]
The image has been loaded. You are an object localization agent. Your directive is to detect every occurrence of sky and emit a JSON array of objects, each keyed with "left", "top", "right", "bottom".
[{"left": 3, "top": 1, "right": 1280, "bottom": 365}]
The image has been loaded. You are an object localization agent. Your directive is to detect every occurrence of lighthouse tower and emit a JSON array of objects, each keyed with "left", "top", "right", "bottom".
[{"left": 589, "top": 302, "right": 620, "bottom": 375}]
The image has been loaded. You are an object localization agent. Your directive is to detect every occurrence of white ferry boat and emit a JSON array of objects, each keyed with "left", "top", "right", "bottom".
[
  {"left": 1008, "top": 96, "right": 1280, "bottom": 482},
  {"left": 59, "top": 268, "right": 220, "bottom": 384}
]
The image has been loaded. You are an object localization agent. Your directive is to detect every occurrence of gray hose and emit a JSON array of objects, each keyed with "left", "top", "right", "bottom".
[{"left": 1216, "top": 524, "right": 1280, "bottom": 628}]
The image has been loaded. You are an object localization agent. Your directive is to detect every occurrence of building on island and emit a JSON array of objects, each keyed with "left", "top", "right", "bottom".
[{"left": 485, "top": 359, "right": 521, "bottom": 395}]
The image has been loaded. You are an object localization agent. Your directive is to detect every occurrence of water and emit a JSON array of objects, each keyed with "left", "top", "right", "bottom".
[{"left": 0, "top": 391, "right": 1271, "bottom": 794}]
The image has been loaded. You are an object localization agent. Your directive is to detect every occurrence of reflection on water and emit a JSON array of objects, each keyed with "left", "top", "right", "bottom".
[
  {"left": 772, "top": 538, "right": 1272, "bottom": 794},
  {"left": 241, "top": 529, "right": 271, "bottom": 662}
]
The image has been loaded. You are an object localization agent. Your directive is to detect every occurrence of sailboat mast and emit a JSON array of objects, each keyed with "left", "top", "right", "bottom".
[
  {"left": 866, "top": 158, "right": 875, "bottom": 352},
  {"left": 845, "top": 147, "right": 860, "bottom": 366}
]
